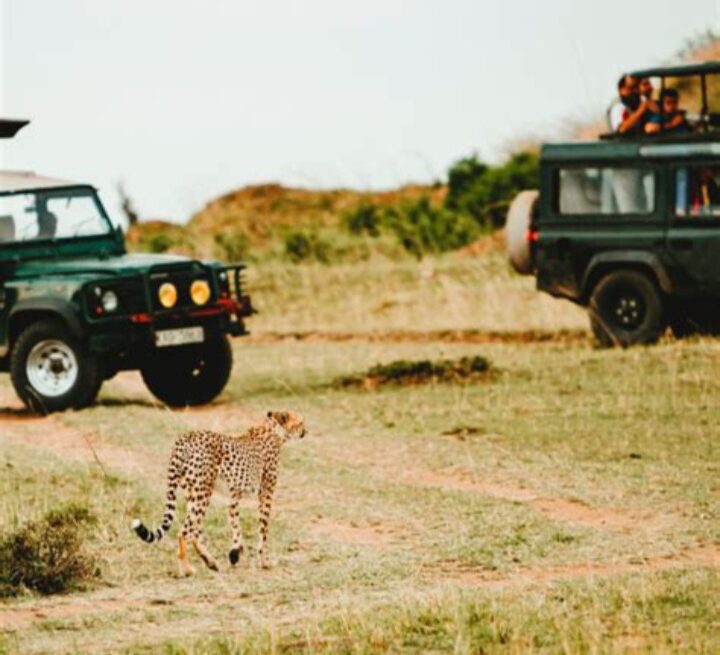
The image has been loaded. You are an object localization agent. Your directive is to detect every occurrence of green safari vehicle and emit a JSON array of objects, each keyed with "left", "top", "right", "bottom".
[
  {"left": 506, "top": 61, "right": 720, "bottom": 347},
  {"left": 0, "top": 119, "right": 253, "bottom": 412}
]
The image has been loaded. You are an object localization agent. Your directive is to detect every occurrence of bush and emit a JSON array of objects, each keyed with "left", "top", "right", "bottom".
[
  {"left": 284, "top": 230, "right": 332, "bottom": 264},
  {"left": 342, "top": 197, "right": 479, "bottom": 258},
  {"left": 383, "top": 197, "right": 479, "bottom": 257},
  {"left": 0, "top": 503, "right": 99, "bottom": 596},
  {"left": 446, "top": 151, "right": 539, "bottom": 228},
  {"left": 342, "top": 203, "right": 382, "bottom": 237},
  {"left": 214, "top": 228, "right": 250, "bottom": 262},
  {"left": 337, "top": 355, "right": 491, "bottom": 388}
]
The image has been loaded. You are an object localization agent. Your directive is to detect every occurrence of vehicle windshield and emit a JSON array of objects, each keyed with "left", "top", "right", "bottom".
[{"left": 0, "top": 187, "right": 112, "bottom": 243}]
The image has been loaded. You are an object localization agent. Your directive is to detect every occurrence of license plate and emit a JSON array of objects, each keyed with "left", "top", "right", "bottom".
[{"left": 155, "top": 326, "right": 204, "bottom": 348}]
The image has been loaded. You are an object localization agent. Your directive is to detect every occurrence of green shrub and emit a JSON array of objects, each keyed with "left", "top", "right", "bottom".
[
  {"left": 342, "top": 197, "right": 478, "bottom": 258},
  {"left": 337, "top": 355, "right": 491, "bottom": 388},
  {"left": 342, "top": 203, "right": 382, "bottom": 237},
  {"left": 383, "top": 197, "right": 479, "bottom": 257},
  {"left": 446, "top": 151, "right": 539, "bottom": 228},
  {"left": 214, "top": 228, "right": 250, "bottom": 262},
  {"left": 142, "top": 232, "right": 176, "bottom": 253},
  {"left": 0, "top": 503, "right": 99, "bottom": 596},
  {"left": 284, "top": 230, "right": 332, "bottom": 264}
]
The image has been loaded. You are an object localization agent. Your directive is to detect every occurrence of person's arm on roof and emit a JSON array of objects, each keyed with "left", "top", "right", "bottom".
[{"left": 614, "top": 100, "right": 650, "bottom": 134}]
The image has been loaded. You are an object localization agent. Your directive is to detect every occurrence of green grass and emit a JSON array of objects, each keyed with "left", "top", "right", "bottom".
[{"left": 0, "top": 255, "right": 717, "bottom": 653}]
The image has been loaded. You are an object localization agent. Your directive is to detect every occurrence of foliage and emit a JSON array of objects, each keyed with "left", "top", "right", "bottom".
[
  {"left": 284, "top": 230, "right": 332, "bottom": 264},
  {"left": 342, "top": 196, "right": 479, "bottom": 258},
  {"left": 337, "top": 354, "right": 491, "bottom": 387},
  {"left": 213, "top": 227, "right": 250, "bottom": 262},
  {"left": 342, "top": 202, "right": 382, "bottom": 237},
  {"left": 445, "top": 151, "right": 540, "bottom": 228},
  {"left": 382, "top": 197, "right": 479, "bottom": 258},
  {"left": 0, "top": 503, "right": 98, "bottom": 596}
]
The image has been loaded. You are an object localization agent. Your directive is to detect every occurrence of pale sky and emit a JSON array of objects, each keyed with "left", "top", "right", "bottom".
[{"left": 1, "top": 0, "right": 719, "bottom": 223}]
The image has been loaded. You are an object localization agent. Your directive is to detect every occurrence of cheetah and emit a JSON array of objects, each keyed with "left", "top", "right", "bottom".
[{"left": 132, "top": 410, "right": 306, "bottom": 576}]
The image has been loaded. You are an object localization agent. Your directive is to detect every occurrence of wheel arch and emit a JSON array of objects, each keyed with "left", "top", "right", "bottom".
[
  {"left": 8, "top": 299, "right": 84, "bottom": 349},
  {"left": 581, "top": 252, "right": 672, "bottom": 302}
]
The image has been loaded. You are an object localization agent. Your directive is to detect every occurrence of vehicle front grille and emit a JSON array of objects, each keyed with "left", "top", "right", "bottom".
[{"left": 148, "top": 266, "right": 214, "bottom": 312}]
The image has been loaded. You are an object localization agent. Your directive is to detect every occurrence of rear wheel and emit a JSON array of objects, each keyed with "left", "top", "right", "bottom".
[
  {"left": 10, "top": 319, "right": 103, "bottom": 414},
  {"left": 141, "top": 336, "right": 233, "bottom": 407},
  {"left": 588, "top": 270, "right": 664, "bottom": 348}
]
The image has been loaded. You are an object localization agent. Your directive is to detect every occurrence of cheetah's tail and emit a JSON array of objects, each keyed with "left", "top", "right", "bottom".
[{"left": 132, "top": 464, "right": 180, "bottom": 544}]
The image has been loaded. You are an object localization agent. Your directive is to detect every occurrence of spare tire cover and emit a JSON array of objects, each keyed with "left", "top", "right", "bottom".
[{"left": 505, "top": 190, "right": 539, "bottom": 275}]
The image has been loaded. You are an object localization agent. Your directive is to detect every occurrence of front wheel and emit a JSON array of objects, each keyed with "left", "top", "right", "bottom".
[
  {"left": 588, "top": 270, "right": 664, "bottom": 348},
  {"left": 10, "top": 319, "right": 103, "bottom": 414},
  {"left": 141, "top": 336, "right": 233, "bottom": 407}
]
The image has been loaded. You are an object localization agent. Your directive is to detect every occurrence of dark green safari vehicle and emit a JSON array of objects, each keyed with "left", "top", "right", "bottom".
[
  {"left": 0, "top": 119, "right": 252, "bottom": 412},
  {"left": 506, "top": 61, "right": 720, "bottom": 346}
]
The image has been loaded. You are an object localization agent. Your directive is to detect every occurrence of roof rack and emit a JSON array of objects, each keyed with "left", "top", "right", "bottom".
[{"left": 0, "top": 119, "right": 30, "bottom": 139}]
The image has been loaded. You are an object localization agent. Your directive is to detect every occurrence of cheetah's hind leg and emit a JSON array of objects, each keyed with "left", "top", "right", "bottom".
[{"left": 192, "top": 534, "right": 220, "bottom": 572}]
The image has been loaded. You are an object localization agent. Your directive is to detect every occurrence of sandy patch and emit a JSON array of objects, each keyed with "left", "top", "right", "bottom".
[{"left": 310, "top": 518, "right": 414, "bottom": 546}]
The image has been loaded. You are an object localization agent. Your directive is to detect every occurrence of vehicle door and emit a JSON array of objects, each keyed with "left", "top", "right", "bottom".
[
  {"left": 538, "top": 162, "right": 664, "bottom": 296},
  {"left": 666, "top": 161, "right": 720, "bottom": 295}
]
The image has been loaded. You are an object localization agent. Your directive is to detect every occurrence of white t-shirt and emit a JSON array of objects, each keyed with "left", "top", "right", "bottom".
[{"left": 608, "top": 101, "right": 629, "bottom": 131}]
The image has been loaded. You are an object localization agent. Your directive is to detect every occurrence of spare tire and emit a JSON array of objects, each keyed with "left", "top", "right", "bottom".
[{"left": 505, "top": 190, "right": 539, "bottom": 275}]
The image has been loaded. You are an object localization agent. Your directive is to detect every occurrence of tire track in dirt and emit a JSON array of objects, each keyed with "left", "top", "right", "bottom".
[
  {"left": 0, "top": 411, "right": 152, "bottom": 477},
  {"left": 399, "top": 469, "right": 665, "bottom": 532},
  {"left": 0, "top": 543, "right": 716, "bottom": 632}
]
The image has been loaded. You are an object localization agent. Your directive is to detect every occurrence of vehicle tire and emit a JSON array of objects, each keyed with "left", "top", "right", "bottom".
[
  {"left": 505, "top": 189, "right": 539, "bottom": 275},
  {"left": 588, "top": 270, "right": 664, "bottom": 348},
  {"left": 10, "top": 319, "right": 103, "bottom": 414},
  {"left": 141, "top": 336, "right": 233, "bottom": 407}
]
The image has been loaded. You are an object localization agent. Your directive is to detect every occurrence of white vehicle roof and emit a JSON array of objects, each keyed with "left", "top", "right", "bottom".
[{"left": 0, "top": 170, "right": 84, "bottom": 194}]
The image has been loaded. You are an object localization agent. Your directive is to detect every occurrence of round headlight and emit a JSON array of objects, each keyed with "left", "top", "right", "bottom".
[
  {"left": 101, "top": 290, "right": 118, "bottom": 312},
  {"left": 158, "top": 282, "right": 177, "bottom": 308},
  {"left": 190, "top": 279, "right": 211, "bottom": 306}
]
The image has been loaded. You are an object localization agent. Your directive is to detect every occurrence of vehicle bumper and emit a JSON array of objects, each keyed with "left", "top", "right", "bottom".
[{"left": 87, "top": 310, "right": 248, "bottom": 356}]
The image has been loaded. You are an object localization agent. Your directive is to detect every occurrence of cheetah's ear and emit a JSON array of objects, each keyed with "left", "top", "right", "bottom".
[{"left": 267, "top": 411, "right": 273, "bottom": 420}]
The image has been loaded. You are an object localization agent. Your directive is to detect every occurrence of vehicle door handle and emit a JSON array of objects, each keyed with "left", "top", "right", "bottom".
[{"left": 669, "top": 238, "right": 693, "bottom": 251}]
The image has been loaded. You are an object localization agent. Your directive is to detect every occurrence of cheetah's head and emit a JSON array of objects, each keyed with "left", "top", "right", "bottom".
[{"left": 267, "top": 410, "right": 306, "bottom": 441}]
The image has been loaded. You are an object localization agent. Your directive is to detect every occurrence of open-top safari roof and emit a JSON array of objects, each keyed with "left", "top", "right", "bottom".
[
  {"left": 630, "top": 60, "right": 720, "bottom": 79},
  {"left": 542, "top": 135, "right": 720, "bottom": 163},
  {"left": 0, "top": 171, "right": 85, "bottom": 194}
]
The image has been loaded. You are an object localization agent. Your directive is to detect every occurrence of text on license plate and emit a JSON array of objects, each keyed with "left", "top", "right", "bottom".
[{"left": 155, "top": 327, "right": 204, "bottom": 347}]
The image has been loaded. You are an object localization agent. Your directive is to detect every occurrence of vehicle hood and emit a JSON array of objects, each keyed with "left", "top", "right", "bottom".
[{"left": 11, "top": 253, "right": 201, "bottom": 279}]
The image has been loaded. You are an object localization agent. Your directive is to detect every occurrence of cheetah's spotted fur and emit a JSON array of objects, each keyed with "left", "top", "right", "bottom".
[{"left": 132, "top": 410, "right": 306, "bottom": 576}]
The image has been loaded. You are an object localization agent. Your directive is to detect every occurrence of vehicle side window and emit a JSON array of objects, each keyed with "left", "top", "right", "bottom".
[
  {"left": 675, "top": 166, "right": 720, "bottom": 217},
  {"left": 557, "top": 167, "right": 655, "bottom": 215},
  {"left": 0, "top": 189, "right": 111, "bottom": 242},
  {"left": 0, "top": 193, "right": 41, "bottom": 241}
]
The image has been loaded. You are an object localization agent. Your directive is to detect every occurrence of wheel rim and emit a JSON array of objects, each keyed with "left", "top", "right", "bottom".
[
  {"left": 26, "top": 339, "right": 78, "bottom": 397},
  {"left": 609, "top": 290, "right": 645, "bottom": 330}
]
